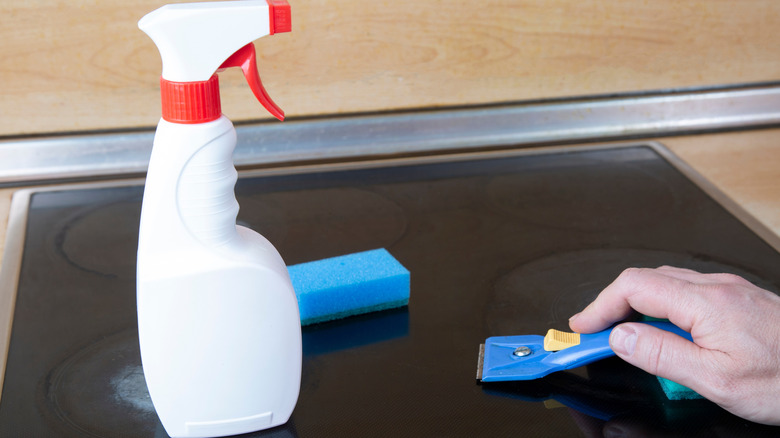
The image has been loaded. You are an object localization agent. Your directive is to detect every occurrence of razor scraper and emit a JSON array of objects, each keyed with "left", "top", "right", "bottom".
[{"left": 477, "top": 321, "right": 692, "bottom": 382}]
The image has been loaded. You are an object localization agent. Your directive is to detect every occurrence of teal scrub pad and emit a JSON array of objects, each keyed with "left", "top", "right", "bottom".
[
  {"left": 288, "top": 248, "right": 410, "bottom": 326},
  {"left": 657, "top": 376, "right": 702, "bottom": 400},
  {"left": 639, "top": 315, "right": 703, "bottom": 400}
]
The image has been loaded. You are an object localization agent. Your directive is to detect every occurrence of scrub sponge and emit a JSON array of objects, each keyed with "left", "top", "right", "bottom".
[
  {"left": 657, "top": 377, "right": 702, "bottom": 400},
  {"left": 288, "top": 248, "right": 410, "bottom": 326}
]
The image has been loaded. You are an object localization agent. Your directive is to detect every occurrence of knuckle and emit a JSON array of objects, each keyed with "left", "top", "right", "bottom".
[
  {"left": 710, "top": 272, "right": 751, "bottom": 287},
  {"left": 645, "top": 334, "right": 665, "bottom": 376},
  {"left": 701, "top": 282, "right": 734, "bottom": 304},
  {"left": 617, "top": 267, "right": 647, "bottom": 285},
  {"left": 632, "top": 327, "right": 666, "bottom": 375}
]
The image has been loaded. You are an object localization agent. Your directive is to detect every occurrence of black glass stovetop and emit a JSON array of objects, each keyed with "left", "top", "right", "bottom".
[{"left": 2, "top": 144, "right": 779, "bottom": 437}]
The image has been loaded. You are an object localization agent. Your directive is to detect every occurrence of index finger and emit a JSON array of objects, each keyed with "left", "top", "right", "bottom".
[{"left": 569, "top": 267, "right": 702, "bottom": 334}]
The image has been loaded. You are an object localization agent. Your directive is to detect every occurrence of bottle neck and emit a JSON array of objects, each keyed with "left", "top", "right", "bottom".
[{"left": 160, "top": 75, "right": 222, "bottom": 124}]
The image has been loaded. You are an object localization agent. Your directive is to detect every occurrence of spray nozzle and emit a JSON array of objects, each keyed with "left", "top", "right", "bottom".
[{"left": 140, "top": 0, "right": 291, "bottom": 123}]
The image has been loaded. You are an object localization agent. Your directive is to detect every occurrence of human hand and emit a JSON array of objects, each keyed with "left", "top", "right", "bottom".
[{"left": 568, "top": 266, "right": 780, "bottom": 425}]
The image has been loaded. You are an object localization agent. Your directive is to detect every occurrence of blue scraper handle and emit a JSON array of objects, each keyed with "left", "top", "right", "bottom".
[{"left": 478, "top": 322, "right": 692, "bottom": 382}]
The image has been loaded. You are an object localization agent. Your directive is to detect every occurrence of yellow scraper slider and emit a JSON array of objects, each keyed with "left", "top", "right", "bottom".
[{"left": 543, "top": 329, "right": 580, "bottom": 351}]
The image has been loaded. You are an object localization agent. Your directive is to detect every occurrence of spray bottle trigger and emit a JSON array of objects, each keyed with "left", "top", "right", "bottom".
[{"left": 219, "top": 43, "right": 284, "bottom": 121}]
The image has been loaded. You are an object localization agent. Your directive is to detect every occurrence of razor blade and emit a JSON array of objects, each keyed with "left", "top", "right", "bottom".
[{"left": 477, "top": 321, "right": 691, "bottom": 382}]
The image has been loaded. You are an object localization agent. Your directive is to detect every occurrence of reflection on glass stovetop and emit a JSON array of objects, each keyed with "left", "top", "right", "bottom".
[{"left": 1, "top": 143, "right": 779, "bottom": 437}]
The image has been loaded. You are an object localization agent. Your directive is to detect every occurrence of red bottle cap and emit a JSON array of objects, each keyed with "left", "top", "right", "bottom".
[{"left": 160, "top": 75, "right": 221, "bottom": 124}]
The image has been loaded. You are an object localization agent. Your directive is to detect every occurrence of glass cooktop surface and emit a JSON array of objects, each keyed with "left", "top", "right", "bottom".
[{"left": 1, "top": 144, "right": 779, "bottom": 437}]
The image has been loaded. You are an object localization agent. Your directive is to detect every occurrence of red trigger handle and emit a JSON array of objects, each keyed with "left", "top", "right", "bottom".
[{"left": 220, "top": 43, "right": 284, "bottom": 121}]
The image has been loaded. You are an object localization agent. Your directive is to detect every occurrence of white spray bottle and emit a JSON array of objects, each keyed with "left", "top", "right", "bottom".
[{"left": 136, "top": 2, "right": 299, "bottom": 437}]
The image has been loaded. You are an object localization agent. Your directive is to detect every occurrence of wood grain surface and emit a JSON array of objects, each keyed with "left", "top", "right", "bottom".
[{"left": 2, "top": 0, "right": 780, "bottom": 136}]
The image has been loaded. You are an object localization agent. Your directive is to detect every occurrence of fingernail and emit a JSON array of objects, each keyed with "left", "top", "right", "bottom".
[
  {"left": 568, "top": 312, "right": 581, "bottom": 323},
  {"left": 610, "top": 325, "right": 637, "bottom": 356}
]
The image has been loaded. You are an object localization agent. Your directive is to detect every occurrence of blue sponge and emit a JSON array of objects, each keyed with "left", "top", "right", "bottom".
[{"left": 288, "top": 248, "right": 410, "bottom": 326}]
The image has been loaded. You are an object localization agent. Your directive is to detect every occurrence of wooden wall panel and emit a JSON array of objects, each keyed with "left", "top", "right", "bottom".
[{"left": 2, "top": 0, "right": 780, "bottom": 136}]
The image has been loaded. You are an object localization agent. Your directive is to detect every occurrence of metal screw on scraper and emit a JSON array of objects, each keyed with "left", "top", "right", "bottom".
[{"left": 513, "top": 346, "right": 532, "bottom": 357}]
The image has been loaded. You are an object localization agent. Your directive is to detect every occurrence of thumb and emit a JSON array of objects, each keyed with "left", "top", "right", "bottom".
[{"left": 609, "top": 322, "right": 702, "bottom": 389}]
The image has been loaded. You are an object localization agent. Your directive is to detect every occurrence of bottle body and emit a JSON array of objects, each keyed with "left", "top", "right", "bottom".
[{"left": 137, "top": 116, "right": 301, "bottom": 438}]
